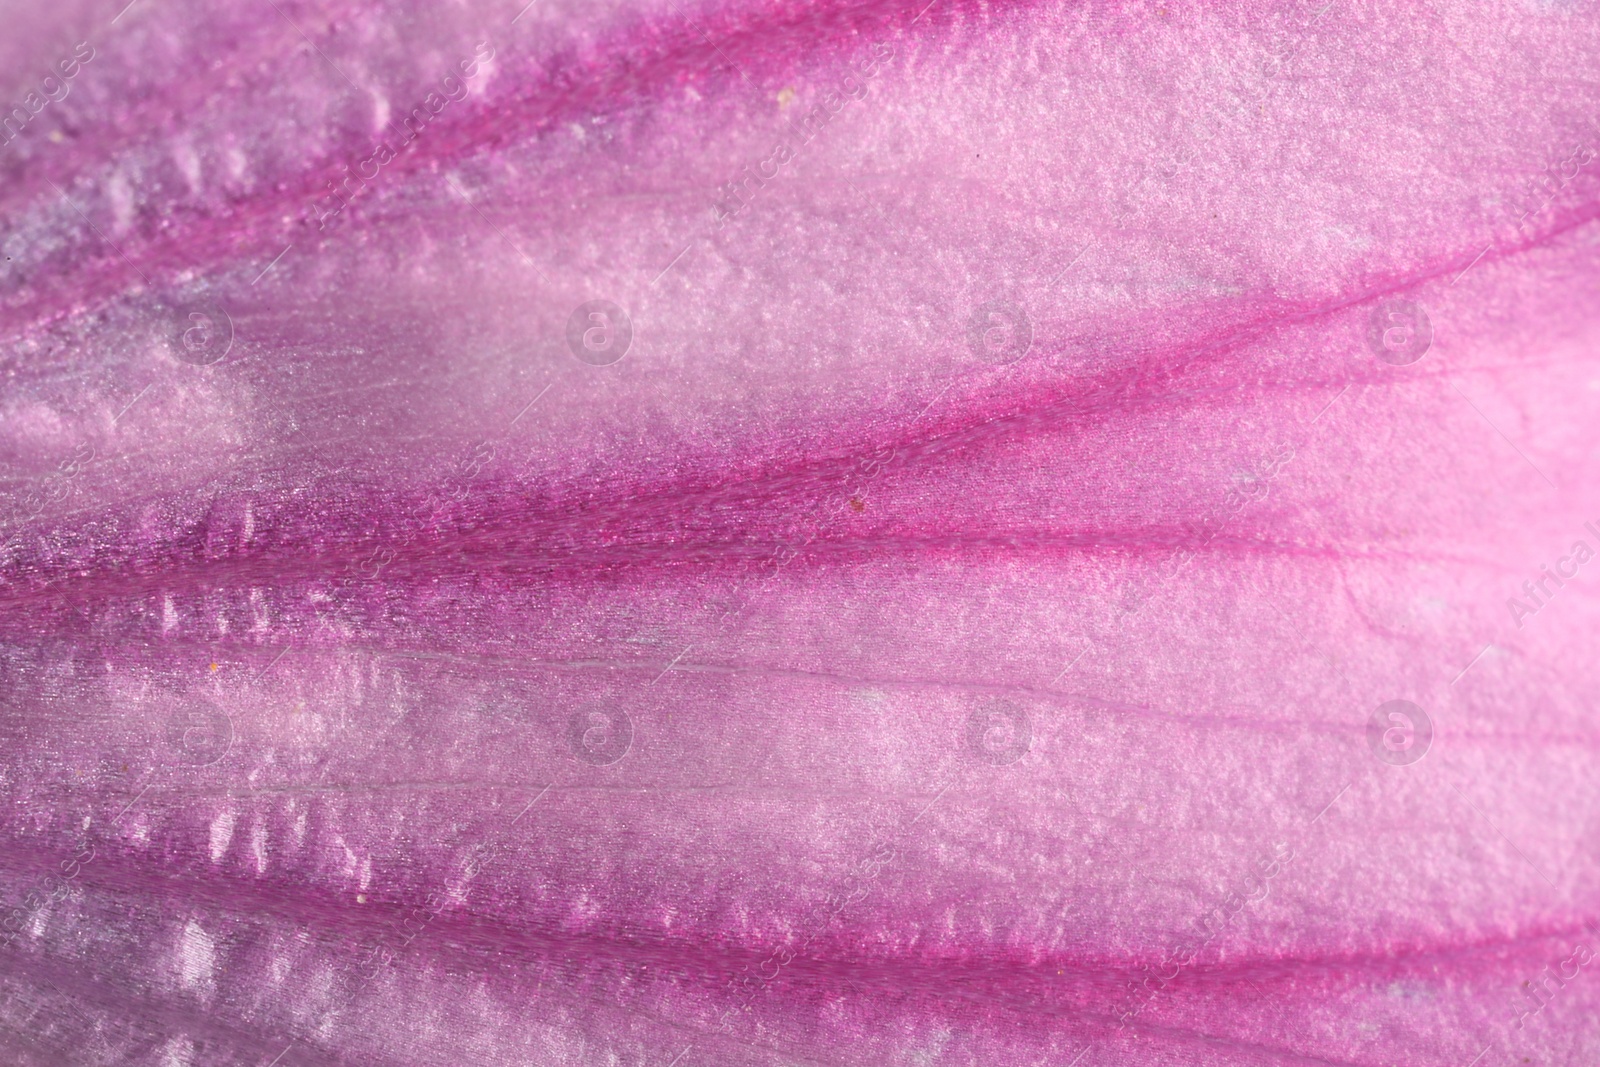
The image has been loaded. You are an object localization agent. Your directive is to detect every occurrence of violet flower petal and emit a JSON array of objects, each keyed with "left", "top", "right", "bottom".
[{"left": 1, "top": 1, "right": 1599, "bottom": 1065}]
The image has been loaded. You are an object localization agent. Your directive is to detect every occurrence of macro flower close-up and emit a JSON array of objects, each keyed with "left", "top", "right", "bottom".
[{"left": 2, "top": 0, "right": 1600, "bottom": 1064}]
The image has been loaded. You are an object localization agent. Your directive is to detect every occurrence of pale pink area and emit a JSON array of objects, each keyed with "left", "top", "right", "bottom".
[{"left": 0, "top": 1, "right": 1598, "bottom": 1065}]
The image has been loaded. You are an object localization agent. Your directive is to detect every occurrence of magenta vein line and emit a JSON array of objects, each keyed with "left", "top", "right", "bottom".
[
  {"left": 1450, "top": 242, "right": 1494, "bottom": 286},
  {"left": 650, "top": 646, "right": 693, "bottom": 685},
  {"left": 667, "top": 0, "right": 747, "bottom": 81}
]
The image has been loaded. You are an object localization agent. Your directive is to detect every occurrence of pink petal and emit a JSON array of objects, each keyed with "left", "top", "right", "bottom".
[{"left": 2, "top": 1, "right": 1599, "bottom": 1064}]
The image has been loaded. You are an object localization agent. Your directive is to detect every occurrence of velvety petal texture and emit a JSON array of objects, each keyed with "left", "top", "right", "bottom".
[{"left": 2, "top": 0, "right": 1600, "bottom": 1065}]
